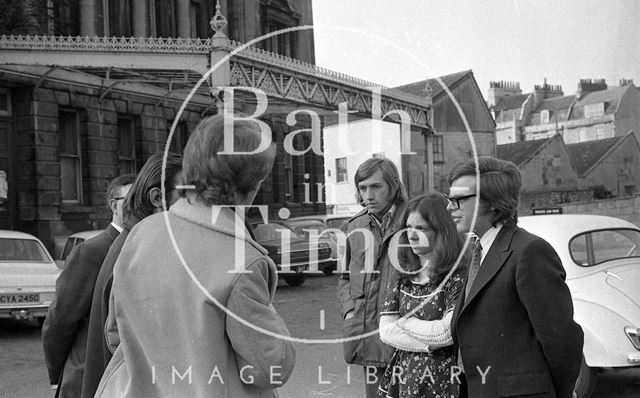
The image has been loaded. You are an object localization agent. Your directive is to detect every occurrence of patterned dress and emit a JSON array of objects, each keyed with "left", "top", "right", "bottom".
[{"left": 378, "top": 270, "right": 464, "bottom": 398}]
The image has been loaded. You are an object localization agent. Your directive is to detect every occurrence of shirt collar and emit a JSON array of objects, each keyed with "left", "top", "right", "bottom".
[
  {"left": 110, "top": 222, "right": 124, "bottom": 234},
  {"left": 369, "top": 204, "right": 396, "bottom": 229},
  {"left": 477, "top": 223, "right": 503, "bottom": 264}
]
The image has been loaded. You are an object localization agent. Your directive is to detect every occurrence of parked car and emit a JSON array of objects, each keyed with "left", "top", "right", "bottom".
[
  {"left": 286, "top": 214, "right": 353, "bottom": 275},
  {"left": 518, "top": 214, "right": 640, "bottom": 398},
  {"left": 281, "top": 219, "right": 337, "bottom": 275},
  {"left": 0, "top": 230, "right": 59, "bottom": 325},
  {"left": 57, "top": 230, "right": 102, "bottom": 268},
  {"left": 250, "top": 221, "right": 333, "bottom": 286}
]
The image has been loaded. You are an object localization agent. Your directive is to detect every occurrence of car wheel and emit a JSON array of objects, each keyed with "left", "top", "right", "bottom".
[
  {"left": 322, "top": 262, "right": 336, "bottom": 276},
  {"left": 283, "top": 274, "right": 305, "bottom": 287},
  {"left": 573, "top": 355, "right": 598, "bottom": 398}
]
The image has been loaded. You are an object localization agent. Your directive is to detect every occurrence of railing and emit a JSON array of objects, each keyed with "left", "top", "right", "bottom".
[
  {"left": 0, "top": 35, "right": 211, "bottom": 53},
  {"left": 0, "top": 35, "right": 430, "bottom": 107}
]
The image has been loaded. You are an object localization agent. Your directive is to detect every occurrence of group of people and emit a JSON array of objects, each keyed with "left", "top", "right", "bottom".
[
  {"left": 41, "top": 112, "right": 584, "bottom": 398},
  {"left": 338, "top": 156, "right": 585, "bottom": 398}
]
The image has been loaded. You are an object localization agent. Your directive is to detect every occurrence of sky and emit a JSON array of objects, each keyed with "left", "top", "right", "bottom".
[{"left": 311, "top": 0, "right": 640, "bottom": 98}]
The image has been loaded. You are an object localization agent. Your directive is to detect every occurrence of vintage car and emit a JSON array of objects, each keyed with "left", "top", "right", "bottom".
[
  {"left": 518, "top": 214, "right": 640, "bottom": 398},
  {"left": 250, "top": 221, "right": 333, "bottom": 286},
  {"left": 285, "top": 214, "right": 353, "bottom": 275},
  {"left": 57, "top": 229, "right": 102, "bottom": 268},
  {"left": 281, "top": 219, "right": 338, "bottom": 275},
  {"left": 0, "top": 230, "right": 59, "bottom": 325}
]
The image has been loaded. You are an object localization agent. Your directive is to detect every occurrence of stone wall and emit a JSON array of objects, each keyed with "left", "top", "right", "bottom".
[
  {"left": 560, "top": 194, "right": 640, "bottom": 228},
  {"left": 519, "top": 190, "right": 594, "bottom": 216}
]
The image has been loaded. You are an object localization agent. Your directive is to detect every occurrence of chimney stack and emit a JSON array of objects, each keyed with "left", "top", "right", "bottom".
[
  {"left": 576, "top": 78, "right": 607, "bottom": 99},
  {"left": 619, "top": 78, "right": 634, "bottom": 87},
  {"left": 533, "top": 78, "right": 563, "bottom": 108},
  {"left": 487, "top": 80, "right": 522, "bottom": 108}
]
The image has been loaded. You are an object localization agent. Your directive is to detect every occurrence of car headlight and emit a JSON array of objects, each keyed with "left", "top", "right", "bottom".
[{"left": 625, "top": 326, "right": 640, "bottom": 350}]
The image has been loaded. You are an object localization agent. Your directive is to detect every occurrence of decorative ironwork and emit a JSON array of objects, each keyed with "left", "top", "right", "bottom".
[
  {"left": 227, "top": 39, "right": 431, "bottom": 107},
  {"left": 0, "top": 35, "right": 212, "bottom": 54},
  {"left": 229, "top": 61, "right": 430, "bottom": 127}
]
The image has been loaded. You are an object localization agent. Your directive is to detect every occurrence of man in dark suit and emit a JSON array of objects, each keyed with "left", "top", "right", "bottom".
[
  {"left": 447, "top": 157, "right": 583, "bottom": 398},
  {"left": 81, "top": 153, "right": 182, "bottom": 398},
  {"left": 42, "top": 174, "right": 134, "bottom": 397}
]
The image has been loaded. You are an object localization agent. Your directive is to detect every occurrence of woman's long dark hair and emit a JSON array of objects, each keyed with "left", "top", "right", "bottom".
[{"left": 397, "top": 192, "right": 465, "bottom": 286}]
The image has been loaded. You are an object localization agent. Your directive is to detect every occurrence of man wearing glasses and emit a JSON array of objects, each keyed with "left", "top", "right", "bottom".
[
  {"left": 446, "top": 157, "right": 583, "bottom": 398},
  {"left": 43, "top": 174, "right": 134, "bottom": 398}
]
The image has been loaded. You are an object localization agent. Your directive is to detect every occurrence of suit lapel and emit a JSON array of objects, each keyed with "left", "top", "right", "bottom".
[{"left": 460, "top": 225, "right": 516, "bottom": 313}]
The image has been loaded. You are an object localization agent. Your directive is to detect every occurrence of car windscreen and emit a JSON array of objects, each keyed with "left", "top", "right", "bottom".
[
  {"left": 252, "top": 223, "right": 301, "bottom": 242},
  {"left": 0, "top": 238, "right": 52, "bottom": 262},
  {"left": 569, "top": 228, "right": 640, "bottom": 266}
]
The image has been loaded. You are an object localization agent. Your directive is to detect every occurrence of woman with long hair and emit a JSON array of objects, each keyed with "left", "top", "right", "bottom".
[{"left": 378, "top": 192, "right": 467, "bottom": 398}]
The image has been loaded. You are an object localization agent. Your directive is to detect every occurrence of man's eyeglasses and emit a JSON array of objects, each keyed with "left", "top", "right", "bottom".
[{"left": 445, "top": 194, "right": 476, "bottom": 210}]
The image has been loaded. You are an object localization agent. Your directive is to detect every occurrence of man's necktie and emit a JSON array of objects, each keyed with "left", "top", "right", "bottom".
[{"left": 464, "top": 237, "right": 482, "bottom": 303}]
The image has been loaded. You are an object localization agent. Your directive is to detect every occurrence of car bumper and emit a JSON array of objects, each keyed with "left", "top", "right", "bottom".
[
  {"left": 628, "top": 352, "right": 640, "bottom": 364},
  {"left": 0, "top": 305, "right": 50, "bottom": 319}
]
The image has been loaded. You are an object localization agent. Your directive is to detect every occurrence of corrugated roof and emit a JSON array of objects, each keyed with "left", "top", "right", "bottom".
[
  {"left": 565, "top": 136, "right": 623, "bottom": 176},
  {"left": 496, "top": 136, "right": 555, "bottom": 166},
  {"left": 395, "top": 70, "right": 472, "bottom": 99}
]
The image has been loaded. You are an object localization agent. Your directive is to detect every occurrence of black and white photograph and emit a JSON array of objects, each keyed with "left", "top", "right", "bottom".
[{"left": 0, "top": 0, "right": 639, "bottom": 397}]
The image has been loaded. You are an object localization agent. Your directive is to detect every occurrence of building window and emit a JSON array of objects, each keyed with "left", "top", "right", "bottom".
[
  {"left": 168, "top": 120, "right": 189, "bottom": 155},
  {"left": 189, "top": 1, "right": 203, "bottom": 38},
  {"left": 432, "top": 135, "right": 444, "bottom": 163},
  {"left": 152, "top": 0, "right": 176, "bottom": 37},
  {"left": 540, "top": 110, "right": 550, "bottom": 124},
  {"left": 372, "top": 152, "right": 385, "bottom": 158},
  {"left": 117, "top": 117, "right": 136, "bottom": 174},
  {"left": 59, "top": 110, "right": 82, "bottom": 203},
  {"left": 106, "top": 0, "right": 132, "bottom": 37},
  {"left": 0, "top": 88, "right": 10, "bottom": 117},
  {"left": 336, "top": 158, "right": 347, "bottom": 183}
]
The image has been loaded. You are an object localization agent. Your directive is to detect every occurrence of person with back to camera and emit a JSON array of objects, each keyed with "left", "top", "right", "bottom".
[
  {"left": 95, "top": 114, "right": 294, "bottom": 397},
  {"left": 377, "top": 192, "right": 466, "bottom": 398}
]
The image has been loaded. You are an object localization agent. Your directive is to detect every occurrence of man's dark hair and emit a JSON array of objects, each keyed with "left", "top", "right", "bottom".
[
  {"left": 447, "top": 156, "right": 521, "bottom": 226},
  {"left": 106, "top": 174, "right": 136, "bottom": 212},
  {"left": 353, "top": 157, "right": 407, "bottom": 207},
  {"left": 122, "top": 153, "right": 182, "bottom": 221}
]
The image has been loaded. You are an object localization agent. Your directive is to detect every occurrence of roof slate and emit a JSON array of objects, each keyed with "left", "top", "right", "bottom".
[
  {"left": 395, "top": 70, "right": 472, "bottom": 99},
  {"left": 496, "top": 136, "right": 555, "bottom": 166},
  {"left": 565, "top": 136, "right": 624, "bottom": 176}
]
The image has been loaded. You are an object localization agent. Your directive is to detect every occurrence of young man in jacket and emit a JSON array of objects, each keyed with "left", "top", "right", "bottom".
[
  {"left": 42, "top": 174, "right": 134, "bottom": 397},
  {"left": 448, "top": 157, "right": 583, "bottom": 398},
  {"left": 337, "top": 157, "right": 407, "bottom": 398}
]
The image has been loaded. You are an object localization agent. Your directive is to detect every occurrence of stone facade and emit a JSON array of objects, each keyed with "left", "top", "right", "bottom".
[{"left": 561, "top": 194, "right": 640, "bottom": 228}]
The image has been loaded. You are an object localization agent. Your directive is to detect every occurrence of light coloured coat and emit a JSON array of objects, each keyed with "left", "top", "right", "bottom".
[{"left": 95, "top": 199, "right": 295, "bottom": 397}]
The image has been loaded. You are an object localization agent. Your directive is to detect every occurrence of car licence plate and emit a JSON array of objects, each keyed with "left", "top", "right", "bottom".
[{"left": 0, "top": 293, "right": 40, "bottom": 304}]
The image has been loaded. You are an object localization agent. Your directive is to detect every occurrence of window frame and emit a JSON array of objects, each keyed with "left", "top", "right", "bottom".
[
  {"left": 335, "top": 157, "right": 347, "bottom": 183},
  {"left": 59, "top": 109, "right": 83, "bottom": 204},
  {"left": 117, "top": 116, "right": 136, "bottom": 175},
  {"left": 432, "top": 134, "right": 444, "bottom": 163}
]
